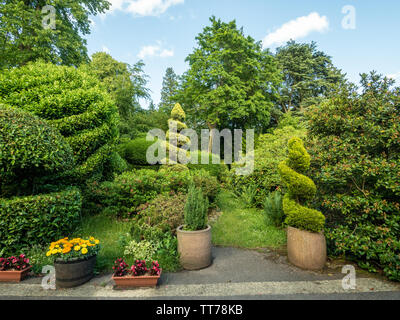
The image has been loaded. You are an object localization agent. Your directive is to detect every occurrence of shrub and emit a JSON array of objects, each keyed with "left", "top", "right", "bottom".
[
  {"left": 230, "top": 126, "right": 306, "bottom": 206},
  {"left": 263, "top": 191, "right": 284, "bottom": 227},
  {"left": 136, "top": 193, "right": 187, "bottom": 233},
  {"left": 0, "top": 105, "right": 74, "bottom": 197},
  {"left": 123, "top": 240, "right": 156, "bottom": 264},
  {"left": 184, "top": 185, "right": 209, "bottom": 231},
  {"left": 121, "top": 137, "right": 158, "bottom": 165},
  {"left": 0, "top": 61, "right": 119, "bottom": 183},
  {"left": 0, "top": 188, "right": 82, "bottom": 256},
  {"left": 306, "top": 73, "right": 400, "bottom": 281},
  {"left": 190, "top": 170, "right": 220, "bottom": 203},
  {"left": 278, "top": 138, "right": 325, "bottom": 233},
  {"left": 187, "top": 150, "right": 229, "bottom": 181}
]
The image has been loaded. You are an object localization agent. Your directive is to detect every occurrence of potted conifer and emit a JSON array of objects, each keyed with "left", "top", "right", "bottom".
[
  {"left": 278, "top": 138, "right": 327, "bottom": 270},
  {"left": 177, "top": 184, "right": 212, "bottom": 270}
]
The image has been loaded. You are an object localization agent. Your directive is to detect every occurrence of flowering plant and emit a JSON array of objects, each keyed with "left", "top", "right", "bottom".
[
  {"left": 112, "top": 259, "right": 161, "bottom": 277},
  {"left": 46, "top": 237, "right": 100, "bottom": 262},
  {"left": 0, "top": 254, "right": 31, "bottom": 271}
]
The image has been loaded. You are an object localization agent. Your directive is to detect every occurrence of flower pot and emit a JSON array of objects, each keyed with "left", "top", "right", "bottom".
[
  {"left": 112, "top": 269, "right": 162, "bottom": 289},
  {"left": 177, "top": 225, "right": 212, "bottom": 270},
  {"left": 54, "top": 255, "right": 96, "bottom": 288},
  {"left": 287, "top": 226, "right": 327, "bottom": 270},
  {"left": 0, "top": 266, "right": 31, "bottom": 282}
]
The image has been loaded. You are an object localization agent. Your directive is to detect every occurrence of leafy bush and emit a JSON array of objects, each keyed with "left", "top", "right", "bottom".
[
  {"left": 136, "top": 193, "right": 186, "bottom": 233},
  {"left": 188, "top": 150, "right": 228, "bottom": 182},
  {"left": 0, "top": 61, "right": 119, "bottom": 183},
  {"left": 263, "top": 191, "right": 284, "bottom": 227},
  {"left": 190, "top": 170, "right": 220, "bottom": 203},
  {"left": 0, "top": 105, "right": 74, "bottom": 197},
  {"left": 278, "top": 138, "right": 325, "bottom": 233},
  {"left": 306, "top": 73, "right": 400, "bottom": 280},
  {"left": 230, "top": 126, "right": 306, "bottom": 206},
  {"left": 123, "top": 240, "right": 156, "bottom": 264},
  {"left": 121, "top": 137, "right": 158, "bottom": 165},
  {"left": 238, "top": 184, "right": 257, "bottom": 208},
  {"left": 0, "top": 188, "right": 82, "bottom": 256},
  {"left": 184, "top": 185, "right": 209, "bottom": 231}
]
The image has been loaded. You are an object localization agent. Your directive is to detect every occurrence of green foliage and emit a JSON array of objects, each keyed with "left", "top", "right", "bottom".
[
  {"left": 263, "top": 191, "right": 284, "bottom": 227},
  {"left": 121, "top": 137, "right": 158, "bottom": 165},
  {"left": 188, "top": 150, "right": 228, "bottom": 182},
  {"left": 230, "top": 126, "right": 306, "bottom": 206},
  {"left": 190, "top": 170, "right": 220, "bottom": 203},
  {"left": 178, "top": 16, "right": 281, "bottom": 135},
  {"left": 238, "top": 184, "right": 257, "bottom": 208},
  {"left": 136, "top": 193, "right": 187, "bottom": 233},
  {"left": 0, "top": 61, "right": 119, "bottom": 183},
  {"left": 0, "top": 105, "right": 74, "bottom": 197},
  {"left": 0, "top": 189, "right": 82, "bottom": 256},
  {"left": 278, "top": 138, "right": 325, "bottom": 233},
  {"left": 306, "top": 72, "right": 400, "bottom": 281},
  {"left": 123, "top": 240, "right": 156, "bottom": 264},
  {"left": 159, "top": 67, "right": 180, "bottom": 114},
  {"left": 184, "top": 185, "right": 209, "bottom": 231},
  {"left": 0, "top": 0, "right": 109, "bottom": 68},
  {"left": 275, "top": 40, "right": 345, "bottom": 114}
]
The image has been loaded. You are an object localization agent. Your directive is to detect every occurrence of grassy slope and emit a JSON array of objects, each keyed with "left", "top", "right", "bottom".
[{"left": 211, "top": 190, "right": 286, "bottom": 249}]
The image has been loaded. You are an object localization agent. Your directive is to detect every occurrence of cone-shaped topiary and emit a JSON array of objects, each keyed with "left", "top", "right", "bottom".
[
  {"left": 161, "top": 103, "right": 190, "bottom": 164},
  {"left": 278, "top": 138, "right": 325, "bottom": 233}
]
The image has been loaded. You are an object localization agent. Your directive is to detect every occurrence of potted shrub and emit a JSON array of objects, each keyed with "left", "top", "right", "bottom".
[
  {"left": 278, "top": 138, "right": 327, "bottom": 270},
  {"left": 112, "top": 259, "right": 162, "bottom": 289},
  {"left": 0, "top": 254, "right": 31, "bottom": 282},
  {"left": 46, "top": 237, "right": 100, "bottom": 288},
  {"left": 177, "top": 184, "right": 211, "bottom": 270}
]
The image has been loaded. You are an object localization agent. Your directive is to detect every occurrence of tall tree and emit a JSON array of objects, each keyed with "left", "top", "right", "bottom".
[
  {"left": 0, "top": 0, "right": 110, "bottom": 69},
  {"left": 159, "top": 67, "right": 179, "bottom": 114},
  {"left": 275, "top": 40, "right": 345, "bottom": 114},
  {"left": 84, "top": 52, "right": 150, "bottom": 120},
  {"left": 178, "top": 17, "right": 281, "bottom": 151}
]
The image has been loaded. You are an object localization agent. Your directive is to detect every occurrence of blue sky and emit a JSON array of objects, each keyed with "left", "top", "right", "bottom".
[{"left": 86, "top": 0, "right": 400, "bottom": 108}]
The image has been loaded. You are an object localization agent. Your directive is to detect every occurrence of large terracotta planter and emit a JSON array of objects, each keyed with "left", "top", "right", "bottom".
[
  {"left": 287, "top": 226, "right": 327, "bottom": 270},
  {"left": 54, "top": 255, "right": 96, "bottom": 288},
  {"left": 177, "top": 225, "right": 212, "bottom": 270},
  {"left": 112, "top": 270, "right": 162, "bottom": 289},
  {"left": 0, "top": 266, "right": 31, "bottom": 282}
]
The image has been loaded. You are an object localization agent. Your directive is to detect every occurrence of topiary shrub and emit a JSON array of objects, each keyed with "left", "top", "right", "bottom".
[
  {"left": 0, "top": 61, "right": 119, "bottom": 183},
  {"left": 0, "top": 105, "right": 74, "bottom": 197},
  {"left": 278, "top": 138, "right": 325, "bottom": 233},
  {"left": 0, "top": 188, "right": 82, "bottom": 256},
  {"left": 187, "top": 150, "right": 228, "bottom": 182},
  {"left": 121, "top": 137, "right": 158, "bottom": 165},
  {"left": 230, "top": 126, "right": 306, "bottom": 206}
]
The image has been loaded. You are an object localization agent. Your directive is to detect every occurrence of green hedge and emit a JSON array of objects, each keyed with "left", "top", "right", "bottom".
[
  {"left": 0, "top": 61, "right": 119, "bottom": 183},
  {"left": 120, "top": 137, "right": 158, "bottom": 165},
  {"left": 187, "top": 150, "right": 228, "bottom": 181},
  {"left": 0, "top": 189, "right": 82, "bottom": 256},
  {"left": 0, "top": 105, "right": 74, "bottom": 197}
]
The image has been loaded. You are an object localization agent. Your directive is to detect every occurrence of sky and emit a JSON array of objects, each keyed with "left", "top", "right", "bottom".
[{"left": 86, "top": 0, "right": 400, "bottom": 108}]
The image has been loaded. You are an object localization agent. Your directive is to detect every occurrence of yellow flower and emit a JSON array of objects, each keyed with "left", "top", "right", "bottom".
[
  {"left": 81, "top": 248, "right": 88, "bottom": 255},
  {"left": 62, "top": 247, "right": 71, "bottom": 254},
  {"left": 81, "top": 244, "right": 87, "bottom": 248},
  {"left": 74, "top": 246, "right": 81, "bottom": 251},
  {"left": 95, "top": 240, "right": 100, "bottom": 245},
  {"left": 90, "top": 236, "right": 95, "bottom": 241},
  {"left": 51, "top": 249, "right": 58, "bottom": 255},
  {"left": 46, "top": 251, "right": 52, "bottom": 257}
]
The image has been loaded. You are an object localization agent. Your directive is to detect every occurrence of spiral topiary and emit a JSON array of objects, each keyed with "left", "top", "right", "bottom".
[
  {"left": 161, "top": 103, "right": 190, "bottom": 164},
  {"left": 278, "top": 137, "right": 325, "bottom": 233}
]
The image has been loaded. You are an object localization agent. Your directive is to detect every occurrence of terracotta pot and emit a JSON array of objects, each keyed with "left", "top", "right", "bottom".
[
  {"left": 177, "top": 225, "right": 212, "bottom": 270},
  {"left": 112, "top": 270, "right": 162, "bottom": 289},
  {"left": 54, "top": 255, "right": 96, "bottom": 288},
  {"left": 287, "top": 226, "right": 327, "bottom": 270},
  {"left": 0, "top": 266, "right": 31, "bottom": 282}
]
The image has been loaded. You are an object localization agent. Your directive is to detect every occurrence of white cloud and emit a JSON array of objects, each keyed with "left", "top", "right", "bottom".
[
  {"left": 262, "top": 12, "right": 329, "bottom": 48},
  {"left": 106, "top": 0, "right": 184, "bottom": 17},
  {"left": 137, "top": 42, "right": 174, "bottom": 59},
  {"left": 387, "top": 71, "right": 400, "bottom": 81},
  {"left": 102, "top": 46, "right": 111, "bottom": 54}
]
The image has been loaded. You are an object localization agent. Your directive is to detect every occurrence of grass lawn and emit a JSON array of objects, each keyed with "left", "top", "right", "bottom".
[{"left": 211, "top": 190, "right": 286, "bottom": 249}]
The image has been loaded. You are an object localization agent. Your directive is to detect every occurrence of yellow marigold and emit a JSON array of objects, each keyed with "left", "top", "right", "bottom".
[
  {"left": 81, "top": 248, "right": 88, "bottom": 255},
  {"left": 74, "top": 246, "right": 81, "bottom": 251},
  {"left": 51, "top": 249, "right": 58, "bottom": 255},
  {"left": 95, "top": 240, "right": 100, "bottom": 245},
  {"left": 46, "top": 251, "right": 52, "bottom": 257},
  {"left": 62, "top": 247, "right": 71, "bottom": 254}
]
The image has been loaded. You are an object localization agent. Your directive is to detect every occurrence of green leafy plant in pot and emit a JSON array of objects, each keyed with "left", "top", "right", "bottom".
[{"left": 177, "top": 184, "right": 212, "bottom": 270}]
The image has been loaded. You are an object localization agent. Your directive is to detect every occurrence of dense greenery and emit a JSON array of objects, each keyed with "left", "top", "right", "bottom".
[
  {"left": 306, "top": 73, "right": 400, "bottom": 280},
  {"left": 0, "top": 188, "right": 82, "bottom": 256},
  {"left": 119, "top": 137, "right": 158, "bottom": 166},
  {"left": 0, "top": 61, "right": 119, "bottom": 183},
  {"left": 184, "top": 185, "right": 209, "bottom": 231}
]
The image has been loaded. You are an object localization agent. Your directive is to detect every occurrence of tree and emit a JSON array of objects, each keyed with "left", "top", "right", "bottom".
[
  {"left": 178, "top": 16, "right": 281, "bottom": 151},
  {"left": 85, "top": 52, "right": 150, "bottom": 120},
  {"left": 159, "top": 67, "right": 179, "bottom": 114},
  {"left": 0, "top": 0, "right": 110, "bottom": 69},
  {"left": 275, "top": 40, "right": 345, "bottom": 114}
]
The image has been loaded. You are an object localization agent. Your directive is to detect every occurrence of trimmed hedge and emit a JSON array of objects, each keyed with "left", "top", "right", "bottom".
[
  {"left": 0, "top": 105, "right": 74, "bottom": 197},
  {"left": 0, "top": 61, "right": 119, "bottom": 183},
  {"left": 0, "top": 189, "right": 82, "bottom": 256},
  {"left": 121, "top": 137, "right": 158, "bottom": 165}
]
